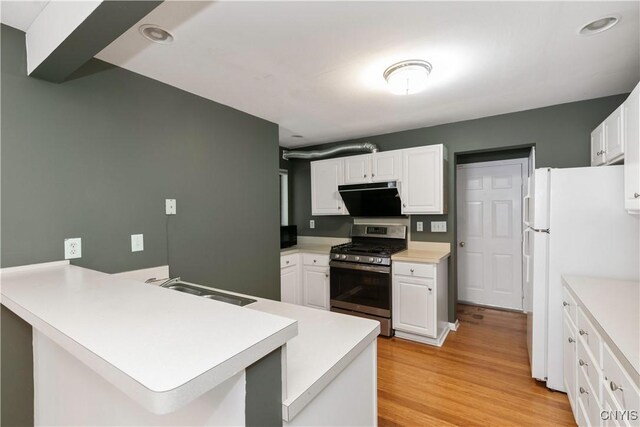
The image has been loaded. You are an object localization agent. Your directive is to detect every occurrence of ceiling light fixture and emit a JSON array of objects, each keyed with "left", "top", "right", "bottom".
[
  {"left": 383, "top": 60, "right": 432, "bottom": 95},
  {"left": 139, "top": 24, "right": 174, "bottom": 44},
  {"left": 579, "top": 15, "right": 620, "bottom": 35}
]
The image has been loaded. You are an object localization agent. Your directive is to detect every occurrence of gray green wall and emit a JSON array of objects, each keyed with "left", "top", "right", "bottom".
[
  {"left": 1, "top": 24, "right": 281, "bottom": 299},
  {"left": 288, "top": 93, "right": 628, "bottom": 321}
]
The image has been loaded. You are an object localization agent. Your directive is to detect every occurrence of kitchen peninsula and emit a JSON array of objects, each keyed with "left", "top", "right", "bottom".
[{"left": 1, "top": 262, "right": 379, "bottom": 426}]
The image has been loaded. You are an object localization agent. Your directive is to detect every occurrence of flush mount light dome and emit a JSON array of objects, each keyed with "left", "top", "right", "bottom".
[
  {"left": 139, "top": 24, "right": 174, "bottom": 44},
  {"left": 579, "top": 15, "right": 620, "bottom": 35},
  {"left": 383, "top": 60, "right": 432, "bottom": 95}
]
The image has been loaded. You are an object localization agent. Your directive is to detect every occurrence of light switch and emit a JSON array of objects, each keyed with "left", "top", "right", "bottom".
[
  {"left": 416, "top": 221, "right": 424, "bottom": 232},
  {"left": 165, "top": 199, "right": 176, "bottom": 215},
  {"left": 431, "top": 221, "right": 447, "bottom": 233},
  {"left": 131, "top": 234, "right": 144, "bottom": 252},
  {"left": 310, "top": 219, "right": 315, "bottom": 229}
]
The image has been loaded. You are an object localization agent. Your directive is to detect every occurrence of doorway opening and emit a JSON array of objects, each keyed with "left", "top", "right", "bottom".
[{"left": 455, "top": 147, "right": 534, "bottom": 311}]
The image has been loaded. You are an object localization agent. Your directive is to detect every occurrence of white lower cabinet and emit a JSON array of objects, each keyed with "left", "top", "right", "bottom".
[
  {"left": 563, "top": 284, "right": 640, "bottom": 427},
  {"left": 280, "top": 252, "right": 330, "bottom": 310},
  {"left": 392, "top": 259, "right": 449, "bottom": 346}
]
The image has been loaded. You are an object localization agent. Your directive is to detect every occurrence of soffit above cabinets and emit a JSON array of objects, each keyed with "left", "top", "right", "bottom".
[{"left": 3, "top": 2, "right": 639, "bottom": 147}]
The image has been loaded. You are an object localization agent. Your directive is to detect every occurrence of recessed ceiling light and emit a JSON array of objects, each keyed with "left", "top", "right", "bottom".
[
  {"left": 383, "top": 60, "right": 432, "bottom": 95},
  {"left": 139, "top": 24, "right": 174, "bottom": 44},
  {"left": 579, "top": 15, "right": 620, "bottom": 36}
]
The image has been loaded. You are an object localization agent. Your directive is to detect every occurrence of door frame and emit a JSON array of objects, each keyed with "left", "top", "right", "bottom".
[{"left": 455, "top": 157, "right": 529, "bottom": 311}]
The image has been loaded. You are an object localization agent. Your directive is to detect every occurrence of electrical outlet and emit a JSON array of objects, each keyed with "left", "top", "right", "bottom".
[
  {"left": 309, "top": 219, "right": 315, "bottom": 229},
  {"left": 131, "top": 234, "right": 144, "bottom": 252},
  {"left": 416, "top": 221, "right": 424, "bottom": 232},
  {"left": 431, "top": 221, "right": 447, "bottom": 233},
  {"left": 64, "top": 238, "right": 82, "bottom": 259},
  {"left": 165, "top": 199, "right": 176, "bottom": 215}
]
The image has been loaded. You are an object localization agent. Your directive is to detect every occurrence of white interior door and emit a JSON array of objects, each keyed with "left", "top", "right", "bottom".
[{"left": 457, "top": 159, "right": 526, "bottom": 310}]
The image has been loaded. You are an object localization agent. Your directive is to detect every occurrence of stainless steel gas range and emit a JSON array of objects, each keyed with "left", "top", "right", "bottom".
[{"left": 329, "top": 224, "right": 407, "bottom": 336}]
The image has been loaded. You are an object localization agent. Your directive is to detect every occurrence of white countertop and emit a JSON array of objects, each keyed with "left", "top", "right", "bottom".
[
  {"left": 0, "top": 262, "right": 298, "bottom": 415},
  {"left": 392, "top": 248, "right": 450, "bottom": 263},
  {"left": 248, "top": 299, "right": 379, "bottom": 421},
  {"left": 562, "top": 275, "right": 639, "bottom": 375},
  {"left": 280, "top": 243, "right": 333, "bottom": 255}
]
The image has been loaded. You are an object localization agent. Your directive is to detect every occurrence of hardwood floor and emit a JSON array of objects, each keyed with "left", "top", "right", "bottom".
[{"left": 377, "top": 304, "right": 576, "bottom": 427}]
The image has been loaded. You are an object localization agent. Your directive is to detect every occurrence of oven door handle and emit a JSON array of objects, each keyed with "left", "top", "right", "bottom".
[{"left": 329, "top": 261, "right": 391, "bottom": 274}]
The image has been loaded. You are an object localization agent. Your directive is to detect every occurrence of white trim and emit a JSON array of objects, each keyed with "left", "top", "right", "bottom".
[
  {"left": 448, "top": 319, "right": 460, "bottom": 331},
  {"left": 456, "top": 158, "right": 529, "bottom": 169},
  {"left": 1, "top": 260, "right": 69, "bottom": 274},
  {"left": 394, "top": 326, "right": 451, "bottom": 347}
]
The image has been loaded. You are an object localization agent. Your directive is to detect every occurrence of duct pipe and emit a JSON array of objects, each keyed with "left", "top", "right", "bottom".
[{"left": 282, "top": 142, "right": 379, "bottom": 160}]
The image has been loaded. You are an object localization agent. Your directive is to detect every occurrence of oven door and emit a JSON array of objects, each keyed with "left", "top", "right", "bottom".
[{"left": 329, "top": 260, "right": 391, "bottom": 318}]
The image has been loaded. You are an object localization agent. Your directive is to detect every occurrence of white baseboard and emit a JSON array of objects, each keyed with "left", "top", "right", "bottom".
[
  {"left": 448, "top": 319, "right": 460, "bottom": 331},
  {"left": 395, "top": 327, "right": 450, "bottom": 347}
]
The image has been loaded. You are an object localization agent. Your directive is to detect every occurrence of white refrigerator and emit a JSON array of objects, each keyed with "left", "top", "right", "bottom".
[{"left": 524, "top": 165, "right": 639, "bottom": 392}]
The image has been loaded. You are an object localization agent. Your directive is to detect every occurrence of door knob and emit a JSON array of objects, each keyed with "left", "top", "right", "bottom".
[
  {"left": 459, "top": 242, "right": 465, "bottom": 247},
  {"left": 634, "top": 193, "right": 639, "bottom": 199}
]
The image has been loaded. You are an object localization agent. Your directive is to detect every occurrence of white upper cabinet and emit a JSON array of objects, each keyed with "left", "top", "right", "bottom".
[
  {"left": 344, "top": 154, "right": 372, "bottom": 184},
  {"left": 624, "top": 83, "right": 640, "bottom": 214},
  {"left": 605, "top": 105, "right": 624, "bottom": 163},
  {"left": 311, "top": 158, "right": 348, "bottom": 215},
  {"left": 591, "top": 123, "right": 606, "bottom": 166},
  {"left": 401, "top": 145, "right": 447, "bottom": 214},
  {"left": 371, "top": 151, "right": 402, "bottom": 182}
]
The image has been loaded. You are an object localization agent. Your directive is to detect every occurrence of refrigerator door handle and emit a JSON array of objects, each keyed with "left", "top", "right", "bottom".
[
  {"left": 523, "top": 228, "right": 532, "bottom": 282},
  {"left": 523, "top": 194, "right": 532, "bottom": 227}
]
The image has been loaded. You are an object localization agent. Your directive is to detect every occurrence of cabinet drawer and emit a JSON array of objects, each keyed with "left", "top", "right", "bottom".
[
  {"left": 578, "top": 307, "right": 603, "bottom": 368},
  {"left": 393, "top": 262, "right": 434, "bottom": 278},
  {"left": 562, "top": 287, "right": 578, "bottom": 325},
  {"left": 578, "top": 336, "right": 603, "bottom": 404},
  {"left": 281, "top": 254, "right": 298, "bottom": 268},
  {"left": 303, "top": 253, "right": 329, "bottom": 267},
  {"left": 577, "top": 368, "right": 603, "bottom": 427},
  {"left": 603, "top": 344, "right": 640, "bottom": 415}
]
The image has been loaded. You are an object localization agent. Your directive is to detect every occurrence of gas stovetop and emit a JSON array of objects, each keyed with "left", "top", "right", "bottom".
[{"left": 329, "top": 224, "right": 408, "bottom": 266}]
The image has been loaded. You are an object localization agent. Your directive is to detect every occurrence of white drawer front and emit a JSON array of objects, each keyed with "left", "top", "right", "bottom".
[
  {"left": 393, "top": 262, "right": 434, "bottom": 278},
  {"left": 578, "top": 307, "right": 603, "bottom": 368},
  {"left": 303, "top": 253, "right": 329, "bottom": 267},
  {"left": 281, "top": 254, "right": 298, "bottom": 268},
  {"left": 603, "top": 344, "right": 640, "bottom": 417},
  {"left": 578, "top": 336, "right": 603, "bottom": 404},
  {"left": 577, "top": 368, "right": 603, "bottom": 427},
  {"left": 562, "top": 287, "right": 578, "bottom": 325}
]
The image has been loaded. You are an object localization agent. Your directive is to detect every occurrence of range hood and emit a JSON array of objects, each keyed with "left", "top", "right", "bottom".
[{"left": 338, "top": 181, "right": 404, "bottom": 217}]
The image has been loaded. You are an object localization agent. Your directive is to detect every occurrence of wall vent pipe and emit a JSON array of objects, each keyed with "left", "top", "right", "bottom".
[{"left": 282, "top": 142, "right": 379, "bottom": 160}]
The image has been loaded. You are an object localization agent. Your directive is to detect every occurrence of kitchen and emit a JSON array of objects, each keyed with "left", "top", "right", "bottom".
[{"left": 1, "top": 1, "right": 639, "bottom": 427}]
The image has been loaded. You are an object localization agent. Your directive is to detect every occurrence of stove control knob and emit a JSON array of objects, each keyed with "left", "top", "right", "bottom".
[
  {"left": 333, "top": 254, "right": 340, "bottom": 259},
  {"left": 354, "top": 256, "right": 360, "bottom": 261},
  {"left": 376, "top": 258, "right": 383, "bottom": 263},
  {"left": 341, "top": 255, "right": 347, "bottom": 260},
  {"left": 368, "top": 257, "right": 374, "bottom": 262}
]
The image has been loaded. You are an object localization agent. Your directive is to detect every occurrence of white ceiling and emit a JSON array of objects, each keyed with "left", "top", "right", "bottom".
[
  {"left": 3, "top": 2, "right": 639, "bottom": 148},
  {"left": 0, "top": 0, "right": 48, "bottom": 32}
]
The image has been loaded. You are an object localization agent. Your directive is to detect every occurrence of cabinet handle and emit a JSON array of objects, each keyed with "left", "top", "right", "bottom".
[
  {"left": 403, "top": 203, "right": 406, "bottom": 208},
  {"left": 410, "top": 268, "right": 414, "bottom": 273},
  {"left": 325, "top": 274, "right": 329, "bottom": 278},
  {"left": 286, "top": 260, "right": 290, "bottom": 264},
  {"left": 428, "top": 287, "right": 432, "bottom": 291},
  {"left": 338, "top": 206, "right": 341, "bottom": 209},
  {"left": 579, "top": 329, "right": 588, "bottom": 336},
  {"left": 610, "top": 381, "right": 624, "bottom": 392},
  {"left": 364, "top": 174, "right": 367, "bottom": 178},
  {"left": 579, "top": 359, "right": 588, "bottom": 367},
  {"left": 371, "top": 173, "right": 375, "bottom": 177},
  {"left": 634, "top": 193, "right": 640, "bottom": 199},
  {"left": 568, "top": 337, "right": 575, "bottom": 343},
  {"left": 579, "top": 387, "right": 588, "bottom": 395},
  {"left": 313, "top": 259, "right": 317, "bottom": 263},
  {"left": 562, "top": 301, "right": 569, "bottom": 307}
]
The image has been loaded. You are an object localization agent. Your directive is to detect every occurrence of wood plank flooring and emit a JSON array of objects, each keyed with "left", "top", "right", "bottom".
[{"left": 377, "top": 304, "right": 575, "bottom": 426}]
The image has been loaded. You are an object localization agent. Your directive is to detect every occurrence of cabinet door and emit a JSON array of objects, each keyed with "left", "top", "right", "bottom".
[
  {"left": 372, "top": 151, "right": 402, "bottom": 182},
  {"left": 280, "top": 265, "right": 299, "bottom": 305},
  {"left": 401, "top": 145, "right": 444, "bottom": 214},
  {"left": 605, "top": 105, "right": 624, "bottom": 164},
  {"left": 344, "top": 154, "right": 372, "bottom": 184},
  {"left": 591, "top": 123, "right": 606, "bottom": 166},
  {"left": 303, "top": 266, "right": 329, "bottom": 310},
  {"left": 563, "top": 315, "right": 578, "bottom": 409},
  {"left": 393, "top": 274, "right": 436, "bottom": 337},
  {"left": 624, "top": 84, "right": 640, "bottom": 214},
  {"left": 311, "top": 158, "right": 346, "bottom": 215}
]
